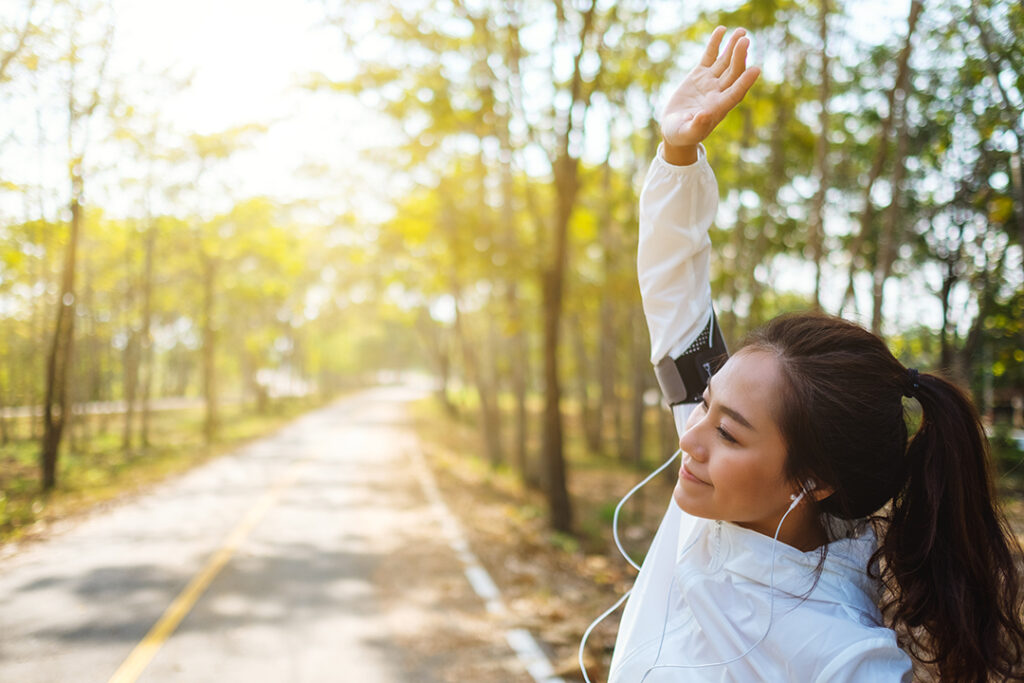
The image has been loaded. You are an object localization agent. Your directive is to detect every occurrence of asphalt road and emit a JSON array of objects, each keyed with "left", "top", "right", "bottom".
[{"left": 0, "top": 385, "right": 539, "bottom": 682}]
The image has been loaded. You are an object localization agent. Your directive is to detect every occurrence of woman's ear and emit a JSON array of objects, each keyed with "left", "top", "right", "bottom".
[{"left": 804, "top": 479, "right": 835, "bottom": 502}]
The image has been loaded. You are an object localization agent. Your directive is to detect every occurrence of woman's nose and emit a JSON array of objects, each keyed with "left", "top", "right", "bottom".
[{"left": 679, "top": 428, "right": 708, "bottom": 462}]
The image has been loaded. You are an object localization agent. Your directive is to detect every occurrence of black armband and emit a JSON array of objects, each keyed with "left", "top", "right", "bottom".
[{"left": 653, "top": 310, "right": 729, "bottom": 406}]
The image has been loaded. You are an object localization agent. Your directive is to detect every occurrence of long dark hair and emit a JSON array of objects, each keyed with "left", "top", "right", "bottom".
[{"left": 745, "top": 312, "right": 1024, "bottom": 682}]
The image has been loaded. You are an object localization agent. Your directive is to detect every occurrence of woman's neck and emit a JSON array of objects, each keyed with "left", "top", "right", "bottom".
[{"left": 738, "top": 505, "right": 830, "bottom": 552}]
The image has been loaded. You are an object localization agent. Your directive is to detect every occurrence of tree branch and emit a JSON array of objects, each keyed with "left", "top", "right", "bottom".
[{"left": 0, "top": 0, "right": 39, "bottom": 84}]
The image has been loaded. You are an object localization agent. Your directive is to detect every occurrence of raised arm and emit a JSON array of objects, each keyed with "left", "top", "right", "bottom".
[{"left": 637, "top": 27, "right": 759, "bottom": 434}]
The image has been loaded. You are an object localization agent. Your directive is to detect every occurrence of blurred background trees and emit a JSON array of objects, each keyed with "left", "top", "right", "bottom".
[{"left": 1, "top": 0, "right": 1021, "bottom": 531}]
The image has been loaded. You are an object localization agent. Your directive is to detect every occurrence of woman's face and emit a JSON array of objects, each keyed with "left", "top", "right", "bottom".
[{"left": 675, "top": 348, "right": 800, "bottom": 537}]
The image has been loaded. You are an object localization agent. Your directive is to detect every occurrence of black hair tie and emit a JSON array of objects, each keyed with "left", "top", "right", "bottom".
[{"left": 905, "top": 368, "right": 920, "bottom": 398}]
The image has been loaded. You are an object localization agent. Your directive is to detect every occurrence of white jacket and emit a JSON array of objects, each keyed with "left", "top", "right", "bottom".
[{"left": 607, "top": 145, "right": 912, "bottom": 682}]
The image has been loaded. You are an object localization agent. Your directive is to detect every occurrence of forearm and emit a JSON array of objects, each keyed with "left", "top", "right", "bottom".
[
  {"left": 637, "top": 144, "right": 720, "bottom": 438},
  {"left": 637, "top": 143, "right": 718, "bottom": 364}
]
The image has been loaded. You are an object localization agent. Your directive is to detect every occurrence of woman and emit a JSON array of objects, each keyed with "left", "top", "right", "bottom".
[{"left": 599, "top": 27, "right": 1024, "bottom": 682}]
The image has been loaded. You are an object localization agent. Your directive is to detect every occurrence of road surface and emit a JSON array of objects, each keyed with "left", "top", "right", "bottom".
[{"left": 0, "top": 385, "right": 547, "bottom": 682}]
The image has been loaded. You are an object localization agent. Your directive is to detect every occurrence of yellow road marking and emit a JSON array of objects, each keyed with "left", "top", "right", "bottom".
[{"left": 107, "top": 459, "right": 310, "bottom": 683}]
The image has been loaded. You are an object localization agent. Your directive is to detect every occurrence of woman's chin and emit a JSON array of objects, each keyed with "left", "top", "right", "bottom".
[
  {"left": 672, "top": 480, "right": 711, "bottom": 517},
  {"left": 671, "top": 481, "right": 720, "bottom": 524}
]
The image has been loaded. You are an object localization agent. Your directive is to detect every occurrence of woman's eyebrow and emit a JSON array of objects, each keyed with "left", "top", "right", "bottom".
[
  {"left": 707, "top": 380, "right": 756, "bottom": 431},
  {"left": 720, "top": 404, "right": 755, "bottom": 431}
]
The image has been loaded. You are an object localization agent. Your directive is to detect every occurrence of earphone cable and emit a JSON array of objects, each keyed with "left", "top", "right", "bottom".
[
  {"left": 612, "top": 449, "right": 683, "bottom": 571},
  {"left": 639, "top": 489, "right": 806, "bottom": 679},
  {"left": 579, "top": 448, "right": 808, "bottom": 682},
  {"left": 578, "top": 448, "right": 683, "bottom": 683}
]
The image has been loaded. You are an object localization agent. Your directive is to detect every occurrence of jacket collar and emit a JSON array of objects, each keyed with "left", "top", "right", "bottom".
[{"left": 679, "top": 518, "right": 882, "bottom": 619}]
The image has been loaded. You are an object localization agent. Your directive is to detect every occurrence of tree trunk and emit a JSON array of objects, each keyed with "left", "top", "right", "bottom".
[
  {"left": 939, "top": 265, "right": 953, "bottom": 372},
  {"left": 200, "top": 255, "right": 218, "bottom": 445},
  {"left": 506, "top": 284, "right": 533, "bottom": 487},
  {"left": 938, "top": 222, "right": 964, "bottom": 373},
  {"left": 122, "top": 333, "right": 138, "bottom": 450},
  {"left": 484, "top": 303, "right": 505, "bottom": 462},
  {"left": 41, "top": 186, "right": 82, "bottom": 491},
  {"left": 139, "top": 221, "right": 155, "bottom": 447},
  {"left": 569, "top": 312, "right": 600, "bottom": 452},
  {"left": 597, "top": 129, "right": 615, "bottom": 456},
  {"left": 809, "top": 0, "right": 831, "bottom": 310},
  {"left": 614, "top": 337, "right": 626, "bottom": 461},
  {"left": 870, "top": 89, "right": 912, "bottom": 337},
  {"left": 541, "top": 263, "right": 572, "bottom": 531},
  {"left": 451, "top": 287, "right": 503, "bottom": 467},
  {"left": 748, "top": 88, "right": 788, "bottom": 327},
  {"left": 840, "top": 0, "right": 923, "bottom": 316},
  {"left": 955, "top": 243, "right": 1008, "bottom": 387},
  {"left": 417, "top": 310, "right": 457, "bottom": 416},
  {"left": 538, "top": 0, "right": 599, "bottom": 533},
  {"left": 539, "top": 152, "right": 576, "bottom": 528},
  {"left": 720, "top": 107, "right": 756, "bottom": 339},
  {"left": 121, "top": 238, "right": 139, "bottom": 451},
  {"left": 31, "top": 222, "right": 45, "bottom": 441},
  {"left": 0, "top": 368, "right": 9, "bottom": 446},
  {"left": 630, "top": 311, "right": 647, "bottom": 468},
  {"left": 492, "top": 49, "right": 531, "bottom": 481}
]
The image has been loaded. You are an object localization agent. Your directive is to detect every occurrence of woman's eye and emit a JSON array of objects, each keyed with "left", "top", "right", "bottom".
[{"left": 699, "top": 397, "right": 735, "bottom": 443}]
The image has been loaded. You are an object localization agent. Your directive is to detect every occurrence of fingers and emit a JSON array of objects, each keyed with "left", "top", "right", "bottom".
[
  {"left": 722, "top": 65, "right": 761, "bottom": 109},
  {"left": 711, "top": 28, "right": 746, "bottom": 77},
  {"left": 700, "top": 26, "right": 728, "bottom": 67},
  {"left": 721, "top": 35, "right": 751, "bottom": 87}
]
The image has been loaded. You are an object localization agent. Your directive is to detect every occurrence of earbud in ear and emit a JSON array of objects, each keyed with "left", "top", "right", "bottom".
[{"left": 789, "top": 480, "right": 816, "bottom": 504}]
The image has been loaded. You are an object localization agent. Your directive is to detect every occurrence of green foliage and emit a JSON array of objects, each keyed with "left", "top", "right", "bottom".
[{"left": 2, "top": 0, "right": 1023, "bottom": 518}]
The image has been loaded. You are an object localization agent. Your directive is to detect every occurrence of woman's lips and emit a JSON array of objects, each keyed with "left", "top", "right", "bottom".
[{"left": 680, "top": 460, "right": 712, "bottom": 486}]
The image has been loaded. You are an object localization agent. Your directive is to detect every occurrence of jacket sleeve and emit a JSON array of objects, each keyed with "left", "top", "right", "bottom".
[
  {"left": 637, "top": 143, "right": 719, "bottom": 436},
  {"left": 813, "top": 638, "right": 913, "bottom": 683}
]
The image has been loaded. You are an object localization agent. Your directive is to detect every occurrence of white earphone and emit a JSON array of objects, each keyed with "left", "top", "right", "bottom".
[
  {"left": 790, "top": 479, "right": 817, "bottom": 503},
  {"left": 580, "top": 455, "right": 823, "bottom": 682}
]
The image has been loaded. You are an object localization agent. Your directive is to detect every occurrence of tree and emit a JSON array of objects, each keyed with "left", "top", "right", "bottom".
[
  {"left": 177, "top": 125, "right": 263, "bottom": 444},
  {"left": 317, "top": 0, "right": 694, "bottom": 531},
  {"left": 0, "top": 0, "right": 43, "bottom": 86},
  {"left": 40, "top": 0, "right": 113, "bottom": 491}
]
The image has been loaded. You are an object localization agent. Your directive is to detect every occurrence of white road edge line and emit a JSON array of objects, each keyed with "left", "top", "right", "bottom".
[{"left": 410, "top": 447, "right": 566, "bottom": 683}]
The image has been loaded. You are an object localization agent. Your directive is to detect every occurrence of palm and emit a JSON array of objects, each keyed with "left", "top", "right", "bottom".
[{"left": 661, "top": 27, "right": 761, "bottom": 148}]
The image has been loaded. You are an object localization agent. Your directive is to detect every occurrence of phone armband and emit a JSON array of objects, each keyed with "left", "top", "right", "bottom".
[{"left": 653, "top": 310, "right": 729, "bottom": 406}]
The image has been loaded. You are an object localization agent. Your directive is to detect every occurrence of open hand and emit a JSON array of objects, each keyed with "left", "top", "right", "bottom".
[{"left": 661, "top": 27, "right": 761, "bottom": 162}]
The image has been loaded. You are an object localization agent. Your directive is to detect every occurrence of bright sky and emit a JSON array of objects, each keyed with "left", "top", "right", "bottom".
[
  {"left": 93, "top": 0, "right": 909, "bottom": 219},
  {"left": 104, "top": 0, "right": 394, "bottom": 217}
]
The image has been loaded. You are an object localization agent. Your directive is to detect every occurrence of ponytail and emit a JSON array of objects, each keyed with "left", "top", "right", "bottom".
[
  {"left": 746, "top": 314, "right": 1024, "bottom": 681},
  {"left": 877, "top": 372, "right": 1024, "bottom": 681}
]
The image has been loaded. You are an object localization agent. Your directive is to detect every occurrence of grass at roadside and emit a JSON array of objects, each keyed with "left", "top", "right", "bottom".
[{"left": 0, "top": 394, "right": 341, "bottom": 546}]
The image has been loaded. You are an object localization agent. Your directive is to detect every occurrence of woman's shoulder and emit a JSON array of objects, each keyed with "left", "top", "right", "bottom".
[
  {"left": 772, "top": 576, "right": 910, "bottom": 682},
  {"left": 811, "top": 635, "right": 913, "bottom": 683}
]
